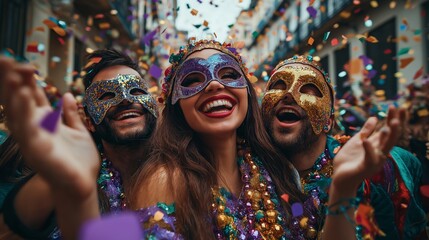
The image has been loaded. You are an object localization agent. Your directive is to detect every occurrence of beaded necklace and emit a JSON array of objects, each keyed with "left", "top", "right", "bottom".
[
  {"left": 97, "top": 155, "right": 127, "bottom": 212},
  {"left": 211, "top": 149, "right": 287, "bottom": 239},
  {"left": 300, "top": 148, "right": 333, "bottom": 198}
]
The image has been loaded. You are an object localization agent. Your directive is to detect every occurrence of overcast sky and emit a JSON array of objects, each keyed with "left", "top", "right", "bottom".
[{"left": 175, "top": 0, "right": 251, "bottom": 42}]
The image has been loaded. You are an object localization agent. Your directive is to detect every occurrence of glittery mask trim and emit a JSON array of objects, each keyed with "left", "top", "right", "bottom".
[
  {"left": 83, "top": 74, "right": 158, "bottom": 125},
  {"left": 171, "top": 53, "right": 248, "bottom": 104},
  {"left": 262, "top": 57, "right": 334, "bottom": 135},
  {"left": 160, "top": 40, "right": 249, "bottom": 104}
]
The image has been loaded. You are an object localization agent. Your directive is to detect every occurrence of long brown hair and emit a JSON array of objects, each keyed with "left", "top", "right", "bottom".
[{"left": 130, "top": 49, "right": 305, "bottom": 239}]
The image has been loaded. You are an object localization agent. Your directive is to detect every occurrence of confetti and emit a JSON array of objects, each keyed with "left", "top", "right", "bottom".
[
  {"left": 228, "top": 24, "right": 234, "bottom": 28},
  {"left": 307, "top": 37, "right": 314, "bottom": 45},
  {"left": 193, "top": 24, "right": 202, "bottom": 29},
  {"left": 84, "top": 57, "right": 102, "bottom": 68},
  {"left": 323, "top": 31, "right": 330, "bottom": 41},
  {"left": 417, "top": 109, "right": 429, "bottom": 117},
  {"left": 366, "top": 36, "right": 378, "bottom": 43},
  {"left": 307, "top": 6, "right": 317, "bottom": 18},
  {"left": 99, "top": 22, "right": 110, "bottom": 30},
  {"left": 291, "top": 202, "right": 303, "bottom": 217},
  {"left": 79, "top": 212, "right": 141, "bottom": 240},
  {"left": 413, "top": 66, "right": 424, "bottom": 80},
  {"left": 384, "top": 49, "right": 392, "bottom": 54},
  {"left": 203, "top": 20, "right": 209, "bottom": 27},
  {"left": 43, "top": 19, "right": 57, "bottom": 28},
  {"left": 40, "top": 99, "right": 63, "bottom": 133},
  {"left": 35, "top": 26, "right": 45, "bottom": 32},
  {"left": 190, "top": 9, "right": 198, "bottom": 16},
  {"left": 398, "top": 47, "right": 410, "bottom": 56},
  {"left": 149, "top": 64, "right": 162, "bottom": 78},
  {"left": 331, "top": 38, "right": 339, "bottom": 46},
  {"left": 94, "top": 14, "right": 104, "bottom": 19},
  {"left": 281, "top": 193, "right": 289, "bottom": 202},
  {"left": 399, "top": 57, "right": 414, "bottom": 68},
  {"left": 142, "top": 29, "right": 157, "bottom": 46}
]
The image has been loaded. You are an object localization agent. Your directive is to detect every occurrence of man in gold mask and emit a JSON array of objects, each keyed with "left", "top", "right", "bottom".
[{"left": 261, "top": 55, "right": 427, "bottom": 239}]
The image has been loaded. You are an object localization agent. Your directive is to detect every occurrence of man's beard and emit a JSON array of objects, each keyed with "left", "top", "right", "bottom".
[
  {"left": 94, "top": 113, "right": 156, "bottom": 145},
  {"left": 268, "top": 113, "right": 319, "bottom": 154}
]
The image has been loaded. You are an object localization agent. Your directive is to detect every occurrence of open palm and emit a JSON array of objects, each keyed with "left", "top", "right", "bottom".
[{"left": 332, "top": 107, "right": 404, "bottom": 192}]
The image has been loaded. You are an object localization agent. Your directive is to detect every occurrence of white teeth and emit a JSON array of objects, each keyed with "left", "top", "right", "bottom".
[
  {"left": 117, "top": 112, "right": 140, "bottom": 120},
  {"left": 278, "top": 109, "right": 296, "bottom": 114},
  {"left": 203, "top": 99, "right": 233, "bottom": 112}
]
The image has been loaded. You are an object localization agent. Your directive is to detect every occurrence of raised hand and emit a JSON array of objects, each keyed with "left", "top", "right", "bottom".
[
  {"left": 331, "top": 106, "right": 404, "bottom": 192},
  {"left": 0, "top": 56, "right": 99, "bottom": 198}
]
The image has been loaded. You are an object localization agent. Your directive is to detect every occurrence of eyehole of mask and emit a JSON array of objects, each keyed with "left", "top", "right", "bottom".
[
  {"left": 98, "top": 92, "right": 116, "bottom": 101},
  {"left": 269, "top": 80, "right": 287, "bottom": 90},
  {"left": 181, "top": 72, "right": 205, "bottom": 87},
  {"left": 218, "top": 67, "right": 241, "bottom": 80},
  {"left": 300, "top": 83, "right": 323, "bottom": 97},
  {"left": 130, "top": 88, "right": 147, "bottom": 96}
]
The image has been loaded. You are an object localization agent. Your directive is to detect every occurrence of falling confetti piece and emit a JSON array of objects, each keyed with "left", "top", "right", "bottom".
[
  {"left": 228, "top": 24, "right": 234, "bottom": 28},
  {"left": 417, "top": 109, "right": 429, "bottom": 117},
  {"left": 51, "top": 56, "right": 61, "bottom": 62},
  {"left": 193, "top": 24, "right": 202, "bottom": 29},
  {"left": 331, "top": 38, "right": 339, "bottom": 46},
  {"left": 213, "top": 32, "right": 217, "bottom": 38},
  {"left": 84, "top": 57, "right": 102, "bottom": 68},
  {"left": 281, "top": 193, "right": 289, "bottom": 202},
  {"left": 149, "top": 64, "right": 162, "bottom": 78},
  {"left": 413, "top": 66, "right": 424, "bottom": 80},
  {"left": 190, "top": 9, "right": 198, "bottom": 16},
  {"left": 307, "top": 37, "right": 315, "bottom": 45},
  {"left": 384, "top": 49, "right": 392, "bottom": 54},
  {"left": 99, "top": 22, "right": 110, "bottom": 30},
  {"left": 203, "top": 20, "right": 209, "bottom": 27},
  {"left": 40, "top": 99, "right": 63, "bottom": 133},
  {"left": 399, "top": 57, "right": 414, "bottom": 68},
  {"left": 323, "top": 31, "right": 330, "bottom": 41},
  {"left": 291, "top": 202, "right": 304, "bottom": 217},
  {"left": 366, "top": 36, "right": 378, "bottom": 43},
  {"left": 142, "top": 29, "right": 157, "bottom": 46},
  {"left": 35, "top": 26, "right": 45, "bottom": 32},
  {"left": 307, "top": 6, "right": 317, "bottom": 18},
  {"left": 94, "top": 14, "right": 104, "bottom": 19},
  {"left": 398, "top": 47, "right": 410, "bottom": 56},
  {"left": 350, "top": 58, "right": 362, "bottom": 74},
  {"left": 399, "top": 24, "right": 407, "bottom": 31},
  {"left": 94, "top": 36, "right": 103, "bottom": 43}
]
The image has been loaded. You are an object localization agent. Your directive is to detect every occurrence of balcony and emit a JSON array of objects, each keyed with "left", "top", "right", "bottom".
[{"left": 73, "top": 0, "right": 135, "bottom": 44}]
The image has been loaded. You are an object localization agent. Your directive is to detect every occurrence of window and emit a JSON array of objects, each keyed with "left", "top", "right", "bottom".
[
  {"left": 334, "top": 44, "right": 350, "bottom": 99},
  {"left": 0, "top": 0, "right": 28, "bottom": 57},
  {"left": 365, "top": 18, "right": 397, "bottom": 100}
]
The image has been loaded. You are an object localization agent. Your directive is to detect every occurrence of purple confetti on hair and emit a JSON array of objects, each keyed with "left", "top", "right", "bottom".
[
  {"left": 149, "top": 64, "right": 162, "bottom": 78},
  {"left": 79, "top": 212, "right": 142, "bottom": 240},
  {"left": 40, "top": 98, "right": 63, "bottom": 133},
  {"left": 165, "top": 33, "right": 171, "bottom": 39},
  {"left": 306, "top": 6, "right": 317, "bottom": 18},
  {"left": 291, "top": 202, "right": 304, "bottom": 217}
]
